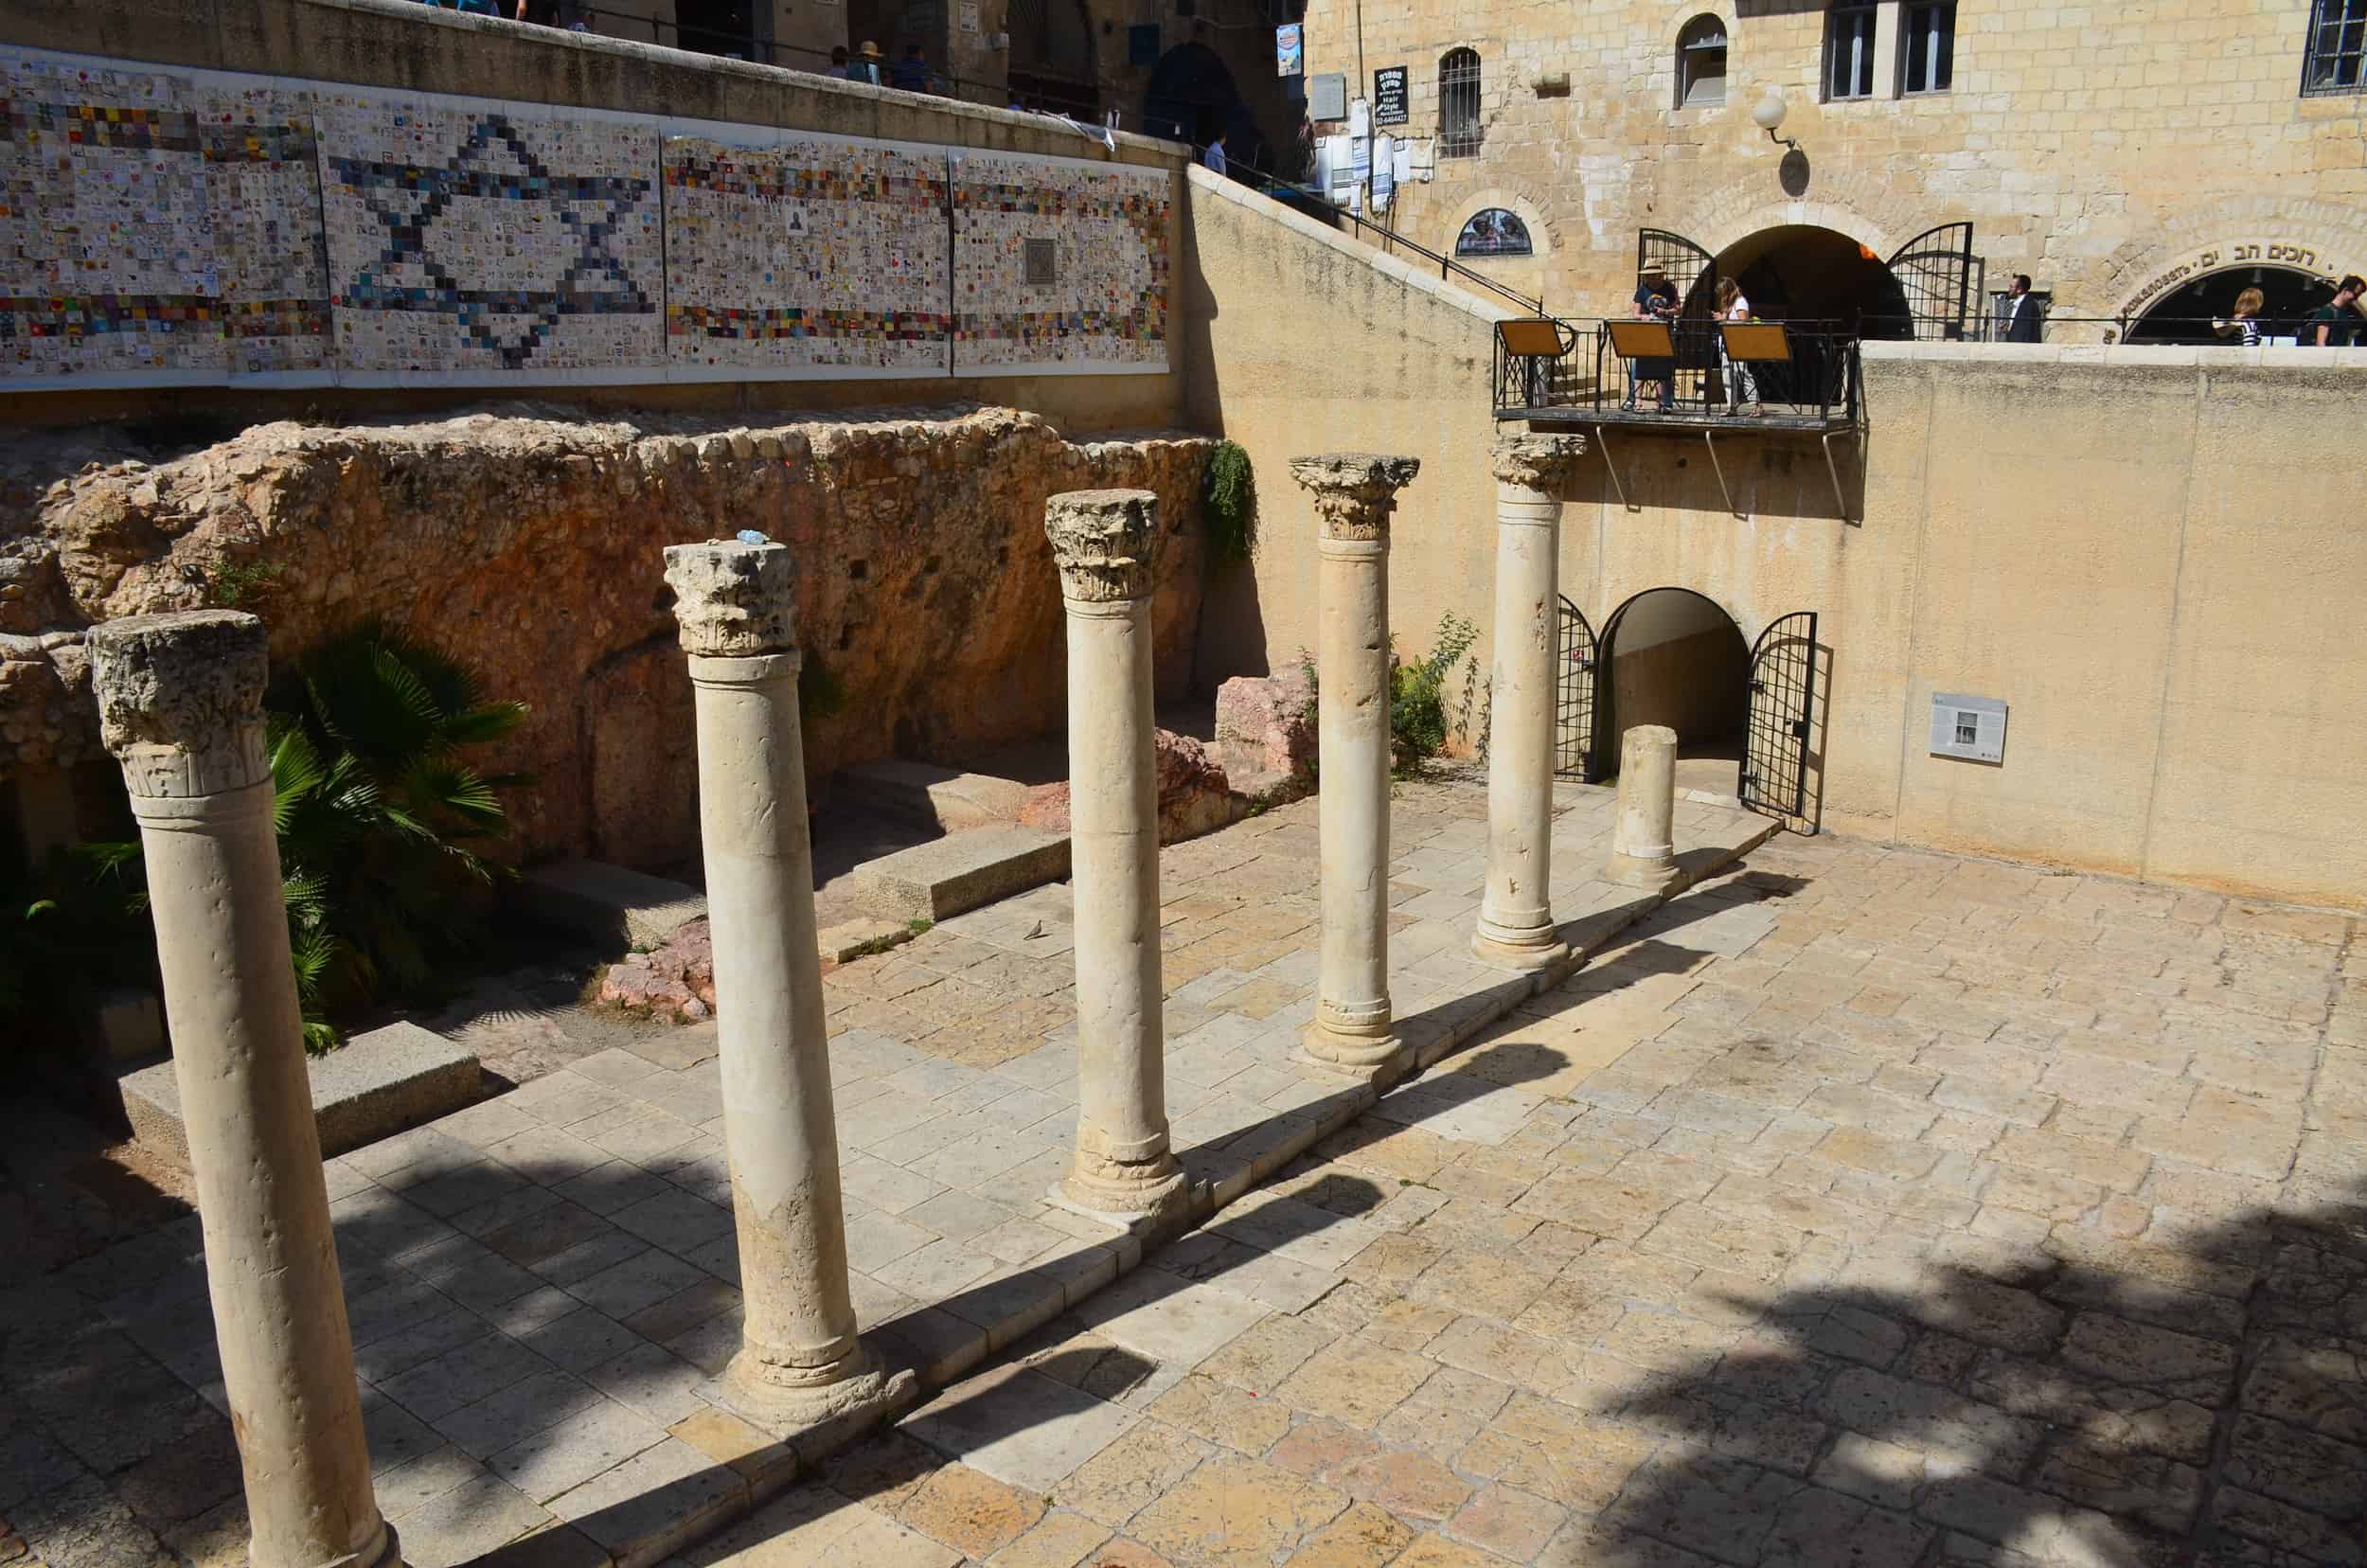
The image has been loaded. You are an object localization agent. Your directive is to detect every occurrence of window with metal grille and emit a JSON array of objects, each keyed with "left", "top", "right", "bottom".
[
  {"left": 1438, "top": 47, "right": 1484, "bottom": 157},
  {"left": 1676, "top": 15, "right": 1728, "bottom": 108},
  {"left": 1824, "top": 1, "right": 1877, "bottom": 99},
  {"left": 1902, "top": 1, "right": 1954, "bottom": 93},
  {"left": 2305, "top": 0, "right": 2367, "bottom": 95}
]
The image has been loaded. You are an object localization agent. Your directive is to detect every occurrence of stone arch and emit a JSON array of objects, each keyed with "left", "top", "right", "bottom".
[
  {"left": 1673, "top": 162, "right": 1935, "bottom": 265},
  {"left": 2093, "top": 196, "right": 2367, "bottom": 320}
]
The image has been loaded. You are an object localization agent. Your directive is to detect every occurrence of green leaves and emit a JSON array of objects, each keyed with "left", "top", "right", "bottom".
[
  {"left": 1390, "top": 613, "right": 1480, "bottom": 775},
  {"left": 1202, "top": 440, "right": 1257, "bottom": 567}
]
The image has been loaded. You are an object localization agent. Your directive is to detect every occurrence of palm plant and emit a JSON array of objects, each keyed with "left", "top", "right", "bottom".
[{"left": 267, "top": 622, "right": 530, "bottom": 1023}]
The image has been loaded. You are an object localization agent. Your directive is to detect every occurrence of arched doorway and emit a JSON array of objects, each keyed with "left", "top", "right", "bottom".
[
  {"left": 1716, "top": 224, "right": 1914, "bottom": 339},
  {"left": 1593, "top": 589, "right": 1750, "bottom": 797},
  {"left": 2127, "top": 263, "right": 2329, "bottom": 345},
  {"left": 1144, "top": 45, "right": 1252, "bottom": 159}
]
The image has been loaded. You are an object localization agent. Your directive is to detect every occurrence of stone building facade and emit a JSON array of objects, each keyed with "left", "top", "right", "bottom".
[{"left": 1290, "top": 0, "right": 2367, "bottom": 333}]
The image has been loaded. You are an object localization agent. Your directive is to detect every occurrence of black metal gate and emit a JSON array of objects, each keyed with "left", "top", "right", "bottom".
[
  {"left": 1554, "top": 596, "right": 1594, "bottom": 779},
  {"left": 1887, "top": 223, "right": 1977, "bottom": 341},
  {"left": 1739, "top": 610, "right": 1819, "bottom": 827},
  {"left": 1636, "top": 229, "right": 1719, "bottom": 407}
]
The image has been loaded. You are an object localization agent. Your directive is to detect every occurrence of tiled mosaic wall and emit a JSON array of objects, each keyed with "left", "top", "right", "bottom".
[
  {"left": 952, "top": 151, "right": 1169, "bottom": 375},
  {"left": 0, "top": 51, "right": 329, "bottom": 384},
  {"left": 663, "top": 129, "right": 950, "bottom": 379},
  {"left": 0, "top": 45, "right": 1170, "bottom": 389}
]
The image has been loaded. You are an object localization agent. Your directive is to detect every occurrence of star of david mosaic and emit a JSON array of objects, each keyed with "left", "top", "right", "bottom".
[{"left": 329, "top": 113, "right": 655, "bottom": 369}]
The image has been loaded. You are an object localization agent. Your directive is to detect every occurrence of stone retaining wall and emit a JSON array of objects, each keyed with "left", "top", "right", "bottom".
[{"left": 0, "top": 406, "right": 1212, "bottom": 868}]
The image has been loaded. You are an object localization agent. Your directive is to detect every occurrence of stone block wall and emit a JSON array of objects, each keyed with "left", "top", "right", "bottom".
[
  {"left": 1290, "top": 0, "right": 2367, "bottom": 326},
  {"left": 0, "top": 408, "right": 1212, "bottom": 869}
]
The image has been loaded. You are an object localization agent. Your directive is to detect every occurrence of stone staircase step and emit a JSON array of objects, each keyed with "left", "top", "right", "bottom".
[
  {"left": 522, "top": 859, "right": 706, "bottom": 951},
  {"left": 839, "top": 759, "right": 1033, "bottom": 831},
  {"left": 851, "top": 826, "right": 1071, "bottom": 922},
  {"left": 120, "top": 1021, "right": 481, "bottom": 1167}
]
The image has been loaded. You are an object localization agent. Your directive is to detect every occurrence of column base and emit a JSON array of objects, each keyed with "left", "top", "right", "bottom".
[
  {"left": 1058, "top": 1151, "right": 1190, "bottom": 1222},
  {"left": 1604, "top": 850, "right": 1681, "bottom": 891},
  {"left": 718, "top": 1342, "right": 915, "bottom": 1445},
  {"left": 1469, "top": 917, "right": 1570, "bottom": 971},
  {"left": 349, "top": 1519, "right": 403, "bottom": 1568},
  {"left": 1298, "top": 1019, "right": 1406, "bottom": 1082}
]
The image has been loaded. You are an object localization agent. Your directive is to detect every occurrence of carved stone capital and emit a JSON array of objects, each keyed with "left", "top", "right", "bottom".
[
  {"left": 1490, "top": 434, "right": 1586, "bottom": 494},
  {"left": 89, "top": 610, "right": 270, "bottom": 800},
  {"left": 665, "top": 541, "right": 798, "bottom": 658},
  {"left": 1045, "top": 489, "right": 1160, "bottom": 603},
  {"left": 1288, "top": 453, "right": 1421, "bottom": 542}
]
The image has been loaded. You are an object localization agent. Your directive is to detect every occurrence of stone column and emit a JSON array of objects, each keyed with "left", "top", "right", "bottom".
[
  {"left": 665, "top": 542, "right": 904, "bottom": 1436},
  {"left": 1290, "top": 453, "right": 1421, "bottom": 1078},
  {"left": 1473, "top": 435, "right": 1584, "bottom": 970},
  {"left": 1046, "top": 490, "right": 1189, "bottom": 1221},
  {"left": 89, "top": 611, "right": 399, "bottom": 1568},
  {"left": 1605, "top": 723, "right": 1681, "bottom": 889}
]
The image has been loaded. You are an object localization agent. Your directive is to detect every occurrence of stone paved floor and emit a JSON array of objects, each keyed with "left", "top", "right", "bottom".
[
  {"left": 0, "top": 780, "right": 1767, "bottom": 1568},
  {"left": 668, "top": 833, "right": 2367, "bottom": 1568}
]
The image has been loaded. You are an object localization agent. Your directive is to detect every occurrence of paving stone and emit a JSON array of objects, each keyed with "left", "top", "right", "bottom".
[
  {"left": 895, "top": 1461, "right": 1046, "bottom": 1556},
  {"left": 546, "top": 1436, "right": 745, "bottom": 1567},
  {"left": 904, "top": 1367, "right": 1141, "bottom": 1493},
  {"left": 1055, "top": 1418, "right": 1212, "bottom": 1528},
  {"left": 487, "top": 1398, "right": 670, "bottom": 1504},
  {"left": 387, "top": 1472, "right": 553, "bottom": 1568},
  {"left": 1126, "top": 1454, "right": 1349, "bottom": 1566}
]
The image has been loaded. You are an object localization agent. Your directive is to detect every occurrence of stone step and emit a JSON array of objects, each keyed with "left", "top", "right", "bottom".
[
  {"left": 838, "top": 759, "right": 1033, "bottom": 831},
  {"left": 522, "top": 859, "right": 707, "bottom": 951},
  {"left": 120, "top": 1021, "right": 481, "bottom": 1167},
  {"left": 851, "top": 825, "right": 1071, "bottom": 922}
]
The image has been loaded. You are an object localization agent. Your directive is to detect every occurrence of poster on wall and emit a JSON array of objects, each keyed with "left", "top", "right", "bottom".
[
  {"left": 1373, "top": 66, "right": 1408, "bottom": 126},
  {"left": 1371, "top": 134, "right": 1394, "bottom": 210},
  {"left": 1275, "top": 25, "right": 1303, "bottom": 77}
]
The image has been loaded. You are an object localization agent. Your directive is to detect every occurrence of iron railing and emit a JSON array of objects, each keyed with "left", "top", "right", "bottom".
[{"left": 1494, "top": 319, "right": 1862, "bottom": 423}]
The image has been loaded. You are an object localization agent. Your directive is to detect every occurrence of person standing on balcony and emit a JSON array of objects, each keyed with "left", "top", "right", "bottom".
[
  {"left": 2308, "top": 276, "right": 2365, "bottom": 347},
  {"left": 2212, "top": 288, "right": 2266, "bottom": 347},
  {"left": 1717, "top": 277, "right": 1764, "bottom": 418},
  {"left": 1624, "top": 264, "right": 1679, "bottom": 413},
  {"left": 2002, "top": 275, "right": 2044, "bottom": 343},
  {"left": 891, "top": 43, "right": 933, "bottom": 91},
  {"left": 854, "top": 41, "right": 886, "bottom": 84},
  {"left": 826, "top": 45, "right": 853, "bottom": 78},
  {"left": 1203, "top": 133, "right": 1227, "bottom": 176}
]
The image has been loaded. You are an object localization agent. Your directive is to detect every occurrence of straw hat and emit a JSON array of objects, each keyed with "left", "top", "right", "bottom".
[
  {"left": 859, "top": 40, "right": 884, "bottom": 58},
  {"left": 1638, "top": 262, "right": 1669, "bottom": 276}
]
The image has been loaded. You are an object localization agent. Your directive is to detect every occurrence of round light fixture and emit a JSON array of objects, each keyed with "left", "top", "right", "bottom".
[{"left": 1752, "top": 88, "right": 1789, "bottom": 133}]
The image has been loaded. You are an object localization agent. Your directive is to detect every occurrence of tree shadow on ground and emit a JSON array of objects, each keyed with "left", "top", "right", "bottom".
[{"left": 1582, "top": 1179, "right": 2367, "bottom": 1566}]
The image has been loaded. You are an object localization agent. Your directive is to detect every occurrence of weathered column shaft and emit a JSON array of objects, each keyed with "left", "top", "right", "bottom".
[
  {"left": 1290, "top": 453, "right": 1421, "bottom": 1077},
  {"left": 1475, "top": 436, "right": 1583, "bottom": 969},
  {"left": 1048, "top": 490, "right": 1185, "bottom": 1218},
  {"left": 667, "top": 542, "right": 902, "bottom": 1434},
  {"left": 90, "top": 611, "right": 397, "bottom": 1568},
  {"left": 1606, "top": 723, "right": 1682, "bottom": 889}
]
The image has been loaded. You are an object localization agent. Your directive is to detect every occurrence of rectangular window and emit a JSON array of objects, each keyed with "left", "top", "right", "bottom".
[
  {"left": 1902, "top": 1, "right": 1954, "bottom": 95},
  {"left": 1954, "top": 713, "right": 1978, "bottom": 747},
  {"left": 2305, "top": 0, "right": 2367, "bottom": 96},
  {"left": 1825, "top": 4, "right": 1878, "bottom": 100}
]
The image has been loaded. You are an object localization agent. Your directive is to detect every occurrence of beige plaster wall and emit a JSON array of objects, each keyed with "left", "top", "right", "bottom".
[
  {"left": 1183, "top": 166, "right": 1512, "bottom": 702},
  {"left": 1290, "top": 0, "right": 2367, "bottom": 330},
  {"left": 1546, "top": 344, "right": 2367, "bottom": 911}
]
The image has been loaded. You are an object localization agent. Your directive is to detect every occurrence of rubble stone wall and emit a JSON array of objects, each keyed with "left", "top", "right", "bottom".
[{"left": 1, "top": 407, "right": 1212, "bottom": 869}]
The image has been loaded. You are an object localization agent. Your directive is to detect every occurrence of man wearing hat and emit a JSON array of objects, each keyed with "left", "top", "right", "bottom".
[
  {"left": 1626, "top": 263, "right": 1681, "bottom": 413},
  {"left": 853, "top": 41, "right": 886, "bottom": 85}
]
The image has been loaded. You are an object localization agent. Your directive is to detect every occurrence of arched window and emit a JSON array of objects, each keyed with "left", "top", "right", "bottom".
[
  {"left": 1438, "top": 47, "right": 1483, "bottom": 157},
  {"left": 1676, "top": 15, "right": 1728, "bottom": 108},
  {"left": 1455, "top": 208, "right": 1533, "bottom": 258}
]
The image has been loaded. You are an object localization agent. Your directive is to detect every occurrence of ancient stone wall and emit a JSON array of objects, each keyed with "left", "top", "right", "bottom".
[{"left": 0, "top": 407, "right": 1211, "bottom": 870}]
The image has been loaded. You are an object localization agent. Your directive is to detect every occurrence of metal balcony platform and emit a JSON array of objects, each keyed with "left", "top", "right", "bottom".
[{"left": 1499, "top": 404, "right": 1859, "bottom": 434}]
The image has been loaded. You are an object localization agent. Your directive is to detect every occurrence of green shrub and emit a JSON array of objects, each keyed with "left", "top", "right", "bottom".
[
  {"left": 0, "top": 843, "right": 155, "bottom": 1072},
  {"left": 1202, "top": 440, "right": 1256, "bottom": 566},
  {"left": 1390, "top": 613, "right": 1480, "bottom": 775}
]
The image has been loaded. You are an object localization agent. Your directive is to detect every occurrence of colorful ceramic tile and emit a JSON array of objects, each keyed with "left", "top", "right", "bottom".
[{"left": 950, "top": 151, "right": 1168, "bottom": 375}]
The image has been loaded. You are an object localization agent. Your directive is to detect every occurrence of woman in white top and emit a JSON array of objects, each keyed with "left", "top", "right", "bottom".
[{"left": 1716, "top": 277, "right": 1764, "bottom": 418}]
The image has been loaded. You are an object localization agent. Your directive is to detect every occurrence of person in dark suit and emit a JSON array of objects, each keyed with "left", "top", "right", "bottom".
[{"left": 2002, "top": 275, "right": 2044, "bottom": 343}]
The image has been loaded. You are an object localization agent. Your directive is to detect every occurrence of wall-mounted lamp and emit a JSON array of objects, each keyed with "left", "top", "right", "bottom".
[{"left": 1753, "top": 87, "right": 1799, "bottom": 151}]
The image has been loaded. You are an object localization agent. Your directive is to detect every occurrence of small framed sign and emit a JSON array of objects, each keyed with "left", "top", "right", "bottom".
[
  {"left": 1275, "top": 24, "right": 1304, "bottom": 77},
  {"left": 1373, "top": 65, "right": 1409, "bottom": 126}
]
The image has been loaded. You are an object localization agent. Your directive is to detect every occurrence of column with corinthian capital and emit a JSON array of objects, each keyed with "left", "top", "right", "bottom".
[
  {"left": 1045, "top": 490, "right": 1189, "bottom": 1220},
  {"left": 1289, "top": 453, "right": 1421, "bottom": 1078},
  {"left": 1473, "top": 433, "right": 1586, "bottom": 970},
  {"left": 89, "top": 611, "right": 400, "bottom": 1568},
  {"left": 665, "top": 540, "right": 911, "bottom": 1438}
]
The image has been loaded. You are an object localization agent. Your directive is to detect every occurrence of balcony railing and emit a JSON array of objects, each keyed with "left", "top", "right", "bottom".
[{"left": 1494, "top": 319, "right": 1862, "bottom": 429}]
